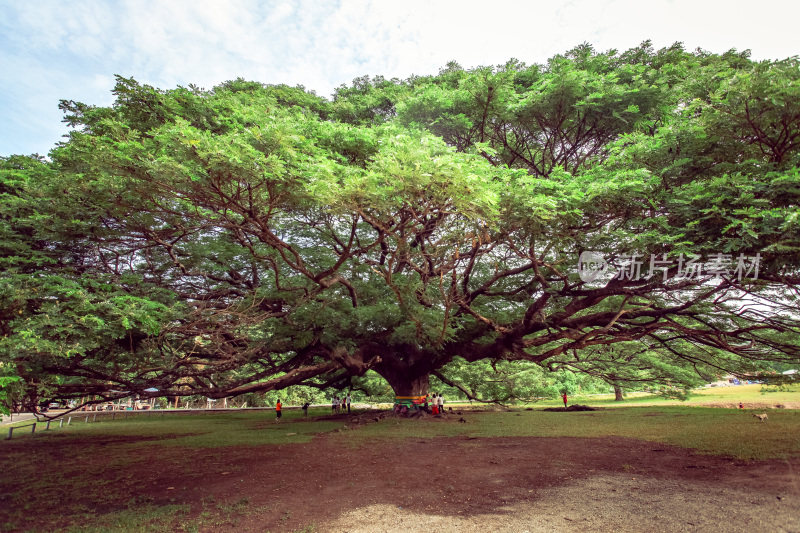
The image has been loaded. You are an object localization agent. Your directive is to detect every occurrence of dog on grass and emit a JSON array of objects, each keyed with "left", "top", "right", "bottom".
[{"left": 753, "top": 413, "right": 768, "bottom": 422}]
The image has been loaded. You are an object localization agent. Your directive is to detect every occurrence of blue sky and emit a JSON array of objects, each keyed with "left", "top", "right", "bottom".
[{"left": 1, "top": 0, "right": 798, "bottom": 156}]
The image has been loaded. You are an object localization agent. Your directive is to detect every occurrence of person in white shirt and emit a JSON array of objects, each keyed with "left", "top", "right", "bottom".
[{"left": 438, "top": 393, "right": 445, "bottom": 414}]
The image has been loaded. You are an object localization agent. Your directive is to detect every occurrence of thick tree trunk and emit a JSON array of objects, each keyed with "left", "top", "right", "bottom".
[
  {"left": 613, "top": 384, "right": 624, "bottom": 401},
  {"left": 371, "top": 349, "right": 434, "bottom": 414},
  {"left": 385, "top": 374, "right": 429, "bottom": 415},
  {"left": 373, "top": 350, "right": 432, "bottom": 398},
  {"left": 383, "top": 373, "right": 430, "bottom": 397}
]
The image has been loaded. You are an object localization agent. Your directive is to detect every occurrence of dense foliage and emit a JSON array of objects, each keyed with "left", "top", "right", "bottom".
[{"left": 1, "top": 42, "right": 798, "bottom": 411}]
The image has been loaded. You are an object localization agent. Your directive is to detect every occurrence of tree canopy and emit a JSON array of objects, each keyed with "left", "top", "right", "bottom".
[{"left": 2, "top": 42, "right": 799, "bottom": 412}]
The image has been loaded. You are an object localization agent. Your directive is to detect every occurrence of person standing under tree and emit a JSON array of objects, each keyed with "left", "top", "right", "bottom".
[
  {"left": 276, "top": 399, "right": 282, "bottom": 421},
  {"left": 438, "top": 393, "right": 444, "bottom": 414},
  {"left": 561, "top": 392, "right": 568, "bottom": 408},
  {"left": 346, "top": 394, "right": 351, "bottom": 414},
  {"left": 302, "top": 402, "right": 310, "bottom": 416}
]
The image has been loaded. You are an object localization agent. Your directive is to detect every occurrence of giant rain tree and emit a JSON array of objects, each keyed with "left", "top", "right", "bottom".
[{"left": 1, "top": 43, "right": 798, "bottom": 411}]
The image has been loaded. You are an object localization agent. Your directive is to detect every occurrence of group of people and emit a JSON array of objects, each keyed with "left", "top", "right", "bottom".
[
  {"left": 277, "top": 391, "right": 459, "bottom": 420},
  {"left": 331, "top": 394, "right": 352, "bottom": 414},
  {"left": 273, "top": 394, "right": 356, "bottom": 421},
  {"left": 425, "top": 393, "right": 445, "bottom": 414}
]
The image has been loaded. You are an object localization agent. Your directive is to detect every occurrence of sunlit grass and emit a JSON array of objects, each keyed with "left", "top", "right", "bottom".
[
  {"left": 365, "top": 384, "right": 799, "bottom": 412},
  {"left": 525, "top": 383, "right": 800, "bottom": 408}
]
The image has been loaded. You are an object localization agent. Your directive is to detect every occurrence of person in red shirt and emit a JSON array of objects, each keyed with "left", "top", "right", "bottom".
[
  {"left": 276, "top": 399, "right": 282, "bottom": 421},
  {"left": 561, "top": 392, "right": 568, "bottom": 408}
]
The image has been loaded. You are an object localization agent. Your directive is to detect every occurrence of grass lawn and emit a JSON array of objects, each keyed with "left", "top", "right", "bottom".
[
  {"left": 6, "top": 408, "right": 343, "bottom": 446},
  {"left": 7, "top": 401, "right": 800, "bottom": 460},
  {"left": 337, "top": 406, "right": 800, "bottom": 460},
  {"left": 496, "top": 382, "right": 800, "bottom": 408}
]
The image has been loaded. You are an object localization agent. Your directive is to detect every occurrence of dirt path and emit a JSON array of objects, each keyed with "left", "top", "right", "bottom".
[{"left": 2, "top": 433, "right": 799, "bottom": 532}]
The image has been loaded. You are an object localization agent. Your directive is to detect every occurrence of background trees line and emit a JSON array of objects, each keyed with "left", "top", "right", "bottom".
[{"left": 1, "top": 41, "right": 798, "bottom": 413}]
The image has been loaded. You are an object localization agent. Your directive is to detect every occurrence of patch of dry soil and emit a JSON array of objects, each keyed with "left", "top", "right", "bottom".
[
  {"left": 2, "top": 432, "right": 798, "bottom": 532},
  {"left": 315, "top": 436, "right": 800, "bottom": 533}
]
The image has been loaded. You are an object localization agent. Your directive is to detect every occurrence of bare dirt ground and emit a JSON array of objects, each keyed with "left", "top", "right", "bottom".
[{"left": 2, "top": 426, "right": 799, "bottom": 532}]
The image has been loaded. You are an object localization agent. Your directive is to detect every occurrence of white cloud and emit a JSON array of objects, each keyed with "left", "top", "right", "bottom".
[{"left": 1, "top": 0, "right": 798, "bottom": 155}]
